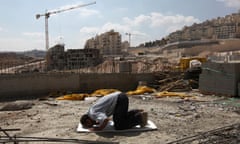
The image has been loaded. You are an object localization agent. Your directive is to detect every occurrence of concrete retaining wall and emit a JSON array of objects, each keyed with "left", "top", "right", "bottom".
[
  {"left": 0, "top": 73, "right": 155, "bottom": 101},
  {"left": 199, "top": 62, "right": 240, "bottom": 97}
]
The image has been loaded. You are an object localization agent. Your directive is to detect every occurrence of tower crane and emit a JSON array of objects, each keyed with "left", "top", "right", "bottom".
[
  {"left": 125, "top": 32, "right": 143, "bottom": 48},
  {"left": 36, "top": 1, "right": 96, "bottom": 51},
  {"left": 125, "top": 33, "right": 132, "bottom": 48}
]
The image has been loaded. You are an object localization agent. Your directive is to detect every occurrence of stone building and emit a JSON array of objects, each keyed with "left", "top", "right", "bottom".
[
  {"left": 47, "top": 44, "right": 102, "bottom": 70},
  {"left": 84, "top": 30, "right": 122, "bottom": 56}
]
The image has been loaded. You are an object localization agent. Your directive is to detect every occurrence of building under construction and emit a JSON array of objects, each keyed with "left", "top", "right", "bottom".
[{"left": 47, "top": 44, "right": 103, "bottom": 70}]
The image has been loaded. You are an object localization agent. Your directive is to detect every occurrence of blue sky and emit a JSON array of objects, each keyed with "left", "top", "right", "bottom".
[{"left": 0, "top": 0, "right": 239, "bottom": 52}]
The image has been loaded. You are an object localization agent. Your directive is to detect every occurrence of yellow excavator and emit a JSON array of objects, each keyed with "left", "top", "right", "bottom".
[
  {"left": 178, "top": 57, "right": 207, "bottom": 89},
  {"left": 179, "top": 57, "right": 206, "bottom": 72}
]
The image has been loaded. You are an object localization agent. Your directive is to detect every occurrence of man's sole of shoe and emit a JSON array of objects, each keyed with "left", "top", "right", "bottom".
[{"left": 140, "top": 112, "right": 148, "bottom": 127}]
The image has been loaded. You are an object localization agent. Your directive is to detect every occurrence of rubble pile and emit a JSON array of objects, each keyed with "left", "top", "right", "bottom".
[
  {"left": 153, "top": 72, "right": 192, "bottom": 92},
  {"left": 167, "top": 123, "right": 240, "bottom": 144}
]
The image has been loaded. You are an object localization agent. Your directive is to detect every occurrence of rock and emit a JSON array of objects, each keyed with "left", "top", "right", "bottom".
[{"left": 0, "top": 101, "right": 34, "bottom": 111}]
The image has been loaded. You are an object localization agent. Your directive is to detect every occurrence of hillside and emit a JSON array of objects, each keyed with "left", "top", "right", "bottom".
[
  {"left": 20, "top": 49, "right": 46, "bottom": 59},
  {"left": 139, "top": 12, "right": 240, "bottom": 49},
  {"left": 183, "top": 39, "right": 240, "bottom": 56},
  {"left": 0, "top": 53, "right": 34, "bottom": 67},
  {"left": 129, "top": 39, "right": 240, "bottom": 57},
  {"left": 0, "top": 50, "right": 45, "bottom": 68}
]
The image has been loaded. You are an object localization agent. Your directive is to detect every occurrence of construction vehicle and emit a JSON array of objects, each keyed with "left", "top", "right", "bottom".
[
  {"left": 179, "top": 57, "right": 206, "bottom": 72},
  {"left": 172, "top": 57, "right": 207, "bottom": 89},
  {"left": 177, "top": 57, "right": 207, "bottom": 89}
]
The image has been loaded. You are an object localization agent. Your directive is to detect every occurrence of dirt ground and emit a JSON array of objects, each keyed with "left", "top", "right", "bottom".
[{"left": 0, "top": 90, "right": 240, "bottom": 144}]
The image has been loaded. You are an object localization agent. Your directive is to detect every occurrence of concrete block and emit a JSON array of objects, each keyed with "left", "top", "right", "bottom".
[{"left": 199, "top": 62, "right": 240, "bottom": 96}]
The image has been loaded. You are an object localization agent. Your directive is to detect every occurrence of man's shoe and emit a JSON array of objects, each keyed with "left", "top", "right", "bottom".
[
  {"left": 137, "top": 109, "right": 144, "bottom": 113},
  {"left": 140, "top": 112, "right": 148, "bottom": 127}
]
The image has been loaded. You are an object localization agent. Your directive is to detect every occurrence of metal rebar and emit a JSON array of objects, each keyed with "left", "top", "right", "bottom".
[{"left": 0, "top": 136, "right": 119, "bottom": 144}]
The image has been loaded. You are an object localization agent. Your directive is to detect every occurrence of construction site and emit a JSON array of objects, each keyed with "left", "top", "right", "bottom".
[
  {"left": 1, "top": 2, "right": 240, "bottom": 144},
  {"left": 1, "top": 37, "right": 240, "bottom": 144}
]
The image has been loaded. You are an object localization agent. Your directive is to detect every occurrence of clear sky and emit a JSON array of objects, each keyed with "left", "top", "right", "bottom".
[{"left": 0, "top": 0, "right": 239, "bottom": 52}]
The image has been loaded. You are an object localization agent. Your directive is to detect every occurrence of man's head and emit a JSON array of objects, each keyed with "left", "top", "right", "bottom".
[{"left": 80, "top": 114, "right": 95, "bottom": 128}]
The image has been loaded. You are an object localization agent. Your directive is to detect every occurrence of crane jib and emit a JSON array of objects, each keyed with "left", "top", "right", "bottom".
[{"left": 35, "top": 1, "right": 96, "bottom": 50}]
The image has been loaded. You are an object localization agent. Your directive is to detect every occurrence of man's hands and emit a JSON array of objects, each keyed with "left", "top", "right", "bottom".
[
  {"left": 89, "top": 118, "right": 110, "bottom": 131},
  {"left": 88, "top": 128, "right": 95, "bottom": 132}
]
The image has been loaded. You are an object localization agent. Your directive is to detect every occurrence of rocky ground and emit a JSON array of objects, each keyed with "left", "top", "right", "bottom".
[{"left": 0, "top": 90, "right": 240, "bottom": 144}]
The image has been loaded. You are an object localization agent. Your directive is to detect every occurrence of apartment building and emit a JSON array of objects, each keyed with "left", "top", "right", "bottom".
[
  {"left": 84, "top": 30, "right": 122, "bottom": 56},
  {"left": 85, "top": 38, "right": 96, "bottom": 49},
  {"left": 122, "top": 41, "right": 130, "bottom": 52}
]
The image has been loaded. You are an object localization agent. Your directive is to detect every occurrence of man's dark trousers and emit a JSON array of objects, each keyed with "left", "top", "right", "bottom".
[{"left": 113, "top": 93, "right": 141, "bottom": 130}]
